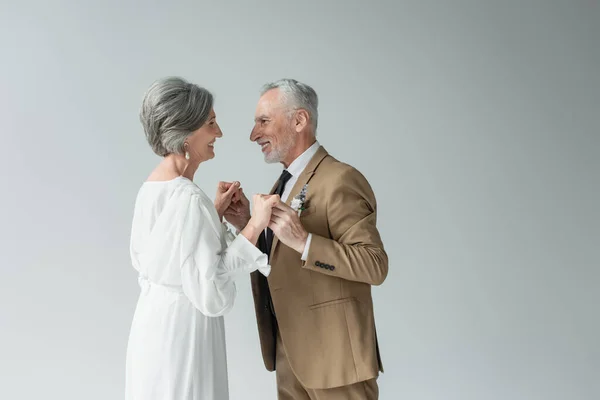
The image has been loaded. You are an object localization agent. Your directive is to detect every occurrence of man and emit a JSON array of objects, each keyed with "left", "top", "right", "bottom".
[{"left": 225, "top": 79, "right": 387, "bottom": 399}]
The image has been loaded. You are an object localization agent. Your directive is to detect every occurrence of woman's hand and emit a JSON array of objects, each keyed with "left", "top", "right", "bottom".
[
  {"left": 214, "top": 181, "right": 240, "bottom": 221},
  {"left": 238, "top": 194, "right": 279, "bottom": 245},
  {"left": 248, "top": 194, "right": 280, "bottom": 231},
  {"left": 224, "top": 187, "right": 251, "bottom": 231}
]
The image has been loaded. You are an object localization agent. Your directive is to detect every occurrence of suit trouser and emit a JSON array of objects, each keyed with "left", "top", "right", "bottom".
[{"left": 275, "top": 329, "right": 379, "bottom": 400}]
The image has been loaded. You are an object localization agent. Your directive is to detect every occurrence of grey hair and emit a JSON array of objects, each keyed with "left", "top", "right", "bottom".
[
  {"left": 139, "top": 77, "right": 214, "bottom": 157},
  {"left": 261, "top": 78, "right": 319, "bottom": 134}
]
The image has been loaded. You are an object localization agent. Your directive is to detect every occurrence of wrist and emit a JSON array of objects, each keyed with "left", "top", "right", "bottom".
[
  {"left": 242, "top": 213, "right": 252, "bottom": 228},
  {"left": 214, "top": 203, "right": 224, "bottom": 219},
  {"left": 295, "top": 231, "right": 309, "bottom": 254},
  {"left": 247, "top": 217, "right": 263, "bottom": 233},
  {"left": 241, "top": 219, "right": 262, "bottom": 245}
]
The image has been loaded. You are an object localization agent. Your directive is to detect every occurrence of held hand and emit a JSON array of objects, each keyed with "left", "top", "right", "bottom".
[
  {"left": 214, "top": 181, "right": 240, "bottom": 221},
  {"left": 238, "top": 194, "right": 278, "bottom": 246},
  {"left": 248, "top": 194, "right": 280, "bottom": 231},
  {"left": 268, "top": 201, "right": 309, "bottom": 254},
  {"left": 224, "top": 187, "right": 251, "bottom": 231}
]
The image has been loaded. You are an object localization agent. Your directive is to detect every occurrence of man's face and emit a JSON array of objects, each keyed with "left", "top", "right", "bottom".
[{"left": 250, "top": 89, "right": 296, "bottom": 164}]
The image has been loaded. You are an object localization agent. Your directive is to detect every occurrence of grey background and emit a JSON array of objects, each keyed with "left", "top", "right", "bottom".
[{"left": 1, "top": 1, "right": 598, "bottom": 399}]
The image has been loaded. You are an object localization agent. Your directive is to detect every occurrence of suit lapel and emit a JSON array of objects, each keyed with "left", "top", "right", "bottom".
[
  {"left": 270, "top": 146, "right": 329, "bottom": 259},
  {"left": 268, "top": 179, "right": 279, "bottom": 195}
]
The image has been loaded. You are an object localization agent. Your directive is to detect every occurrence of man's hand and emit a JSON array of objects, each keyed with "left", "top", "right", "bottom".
[
  {"left": 214, "top": 181, "right": 240, "bottom": 221},
  {"left": 224, "top": 186, "right": 251, "bottom": 231},
  {"left": 268, "top": 201, "right": 309, "bottom": 254}
]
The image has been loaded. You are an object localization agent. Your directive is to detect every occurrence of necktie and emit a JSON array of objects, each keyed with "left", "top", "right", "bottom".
[
  {"left": 257, "top": 170, "right": 292, "bottom": 320},
  {"left": 264, "top": 170, "right": 293, "bottom": 256}
]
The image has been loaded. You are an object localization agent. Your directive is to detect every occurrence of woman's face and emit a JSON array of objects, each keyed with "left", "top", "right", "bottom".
[{"left": 184, "top": 108, "right": 222, "bottom": 162}]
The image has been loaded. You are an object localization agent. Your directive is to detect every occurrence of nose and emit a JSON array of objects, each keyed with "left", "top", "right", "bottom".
[
  {"left": 215, "top": 124, "right": 223, "bottom": 138},
  {"left": 250, "top": 124, "right": 259, "bottom": 142}
]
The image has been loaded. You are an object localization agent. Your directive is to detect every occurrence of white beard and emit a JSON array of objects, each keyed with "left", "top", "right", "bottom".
[
  {"left": 264, "top": 154, "right": 280, "bottom": 164},
  {"left": 264, "top": 129, "right": 296, "bottom": 164}
]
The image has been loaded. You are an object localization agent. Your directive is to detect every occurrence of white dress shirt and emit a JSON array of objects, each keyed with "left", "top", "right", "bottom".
[{"left": 278, "top": 140, "right": 320, "bottom": 260}]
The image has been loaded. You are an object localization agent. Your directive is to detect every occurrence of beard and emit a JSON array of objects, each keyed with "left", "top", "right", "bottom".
[{"left": 264, "top": 128, "right": 296, "bottom": 164}]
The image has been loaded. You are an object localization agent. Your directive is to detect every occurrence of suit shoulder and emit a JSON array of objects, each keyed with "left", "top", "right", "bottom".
[
  {"left": 317, "top": 154, "right": 378, "bottom": 210},
  {"left": 320, "top": 155, "right": 372, "bottom": 186}
]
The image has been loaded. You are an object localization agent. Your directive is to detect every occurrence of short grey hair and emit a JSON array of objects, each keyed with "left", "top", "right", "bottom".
[
  {"left": 261, "top": 78, "right": 319, "bottom": 134},
  {"left": 139, "top": 77, "right": 214, "bottom": 157}
]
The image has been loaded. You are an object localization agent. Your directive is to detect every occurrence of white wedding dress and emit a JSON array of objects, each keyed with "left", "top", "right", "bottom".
[{"left": 125, "top": 177, "right": 269, "bottom": 400}]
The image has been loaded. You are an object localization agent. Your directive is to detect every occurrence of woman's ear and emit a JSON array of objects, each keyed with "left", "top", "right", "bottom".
[{"left": 183, "top": 142, "right": 190, "bottom": 160}]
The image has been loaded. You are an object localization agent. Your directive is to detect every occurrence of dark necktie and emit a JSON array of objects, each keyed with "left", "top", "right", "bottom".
[
  {"left": 264, "top": 169, "right": 293, "bottom": 256},
  {"left": 257, "top": 170, "right": 292, "bottom": 320}
]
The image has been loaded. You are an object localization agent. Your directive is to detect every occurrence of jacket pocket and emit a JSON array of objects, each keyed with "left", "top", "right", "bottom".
[{"left": 309, "top": 297, "right": 356, "bottom": 310}]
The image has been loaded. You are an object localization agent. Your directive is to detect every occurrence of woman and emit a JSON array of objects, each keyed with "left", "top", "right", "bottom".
[{"left": 125, "top": 77, "right": 277, "bottom": 400}]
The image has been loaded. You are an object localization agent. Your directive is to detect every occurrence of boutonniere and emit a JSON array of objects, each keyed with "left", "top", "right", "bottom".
[{"left": 290, "top": 184, "right": 308, "bottom": 216}]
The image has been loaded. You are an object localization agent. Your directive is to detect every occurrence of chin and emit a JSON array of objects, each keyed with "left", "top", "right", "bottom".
[{"left": 264, "top": 151, "right": 281, "bottom": 164}]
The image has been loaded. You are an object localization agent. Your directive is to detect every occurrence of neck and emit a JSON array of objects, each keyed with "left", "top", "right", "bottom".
[
  {"left": 164, "top": 154, "right": 200, "bottom": 180},
  {"left": 281, "top": 136, "right": 317, "bottom": 169}
]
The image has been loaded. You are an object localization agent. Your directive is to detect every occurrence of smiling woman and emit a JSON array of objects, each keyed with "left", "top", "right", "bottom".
[
  {"left": 140, "top": 77, "right": 214, "bottom": 157},
  {"left": 182, "top": 109, "right": 222, "bottom": 163},
  {"left": 140, "top": 78, "right": 222, "bottom": 170},
  {"left": 124, "top": 77, "right": 281, "bottom": 400}
]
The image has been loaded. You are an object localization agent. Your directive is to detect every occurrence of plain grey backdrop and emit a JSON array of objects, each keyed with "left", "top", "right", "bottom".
[{"left": 1, "top": 1, "right": 598, "bottom": 399}]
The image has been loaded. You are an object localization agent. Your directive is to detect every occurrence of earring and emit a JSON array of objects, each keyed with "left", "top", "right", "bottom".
[{"left": 185, "top": 151, "right": 190, "bottom": 160}]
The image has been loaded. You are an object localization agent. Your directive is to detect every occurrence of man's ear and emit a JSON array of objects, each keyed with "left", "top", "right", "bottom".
[{"left": 294, "top": 109, "right": 310, "bottom": 133}]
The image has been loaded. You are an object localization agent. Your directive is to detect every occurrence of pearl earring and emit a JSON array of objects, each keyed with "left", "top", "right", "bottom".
[{"left": 185, "top": 151, "right": 190, "bottom": 160}]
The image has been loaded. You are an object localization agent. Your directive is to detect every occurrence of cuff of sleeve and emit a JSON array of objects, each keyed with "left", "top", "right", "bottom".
[
  {"left": 300, "top": 233, "right": 312, "bottom": 261},
  {"left": 300, "top": 234, "right": 336, "bottom": 275},
  {"left": 228, "top": 233, "right": 271, "bottom": 277},
  {"left": 221, "top": 222, "right": 237, "bottom": 245}
]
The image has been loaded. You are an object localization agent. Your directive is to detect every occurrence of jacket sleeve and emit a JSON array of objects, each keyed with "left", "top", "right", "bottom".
[{"left": 301, "top": 167, "right": 388, "bottom": 285}]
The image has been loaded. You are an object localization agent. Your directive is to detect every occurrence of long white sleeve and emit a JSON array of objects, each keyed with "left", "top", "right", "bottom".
[{"left": 179, "top": 193, "right": 270, "bottom": 317}]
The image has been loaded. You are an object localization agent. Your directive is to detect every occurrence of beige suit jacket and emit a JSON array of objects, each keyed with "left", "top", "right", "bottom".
[{"left": 251, "top": 146, "right": 388, "bottom": 389}]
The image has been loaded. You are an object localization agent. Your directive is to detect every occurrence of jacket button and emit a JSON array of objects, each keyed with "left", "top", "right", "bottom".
[
  {"left": 315, "top": 261, "right": 322, "bottom": 267},
  {"left": 330, "top": 265, "right": 335, "bottom": 270}
]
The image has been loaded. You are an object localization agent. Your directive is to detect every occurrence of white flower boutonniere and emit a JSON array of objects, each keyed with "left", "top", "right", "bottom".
[{"left": 290, "top": 184, "right": 308, "bottom": 216}]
